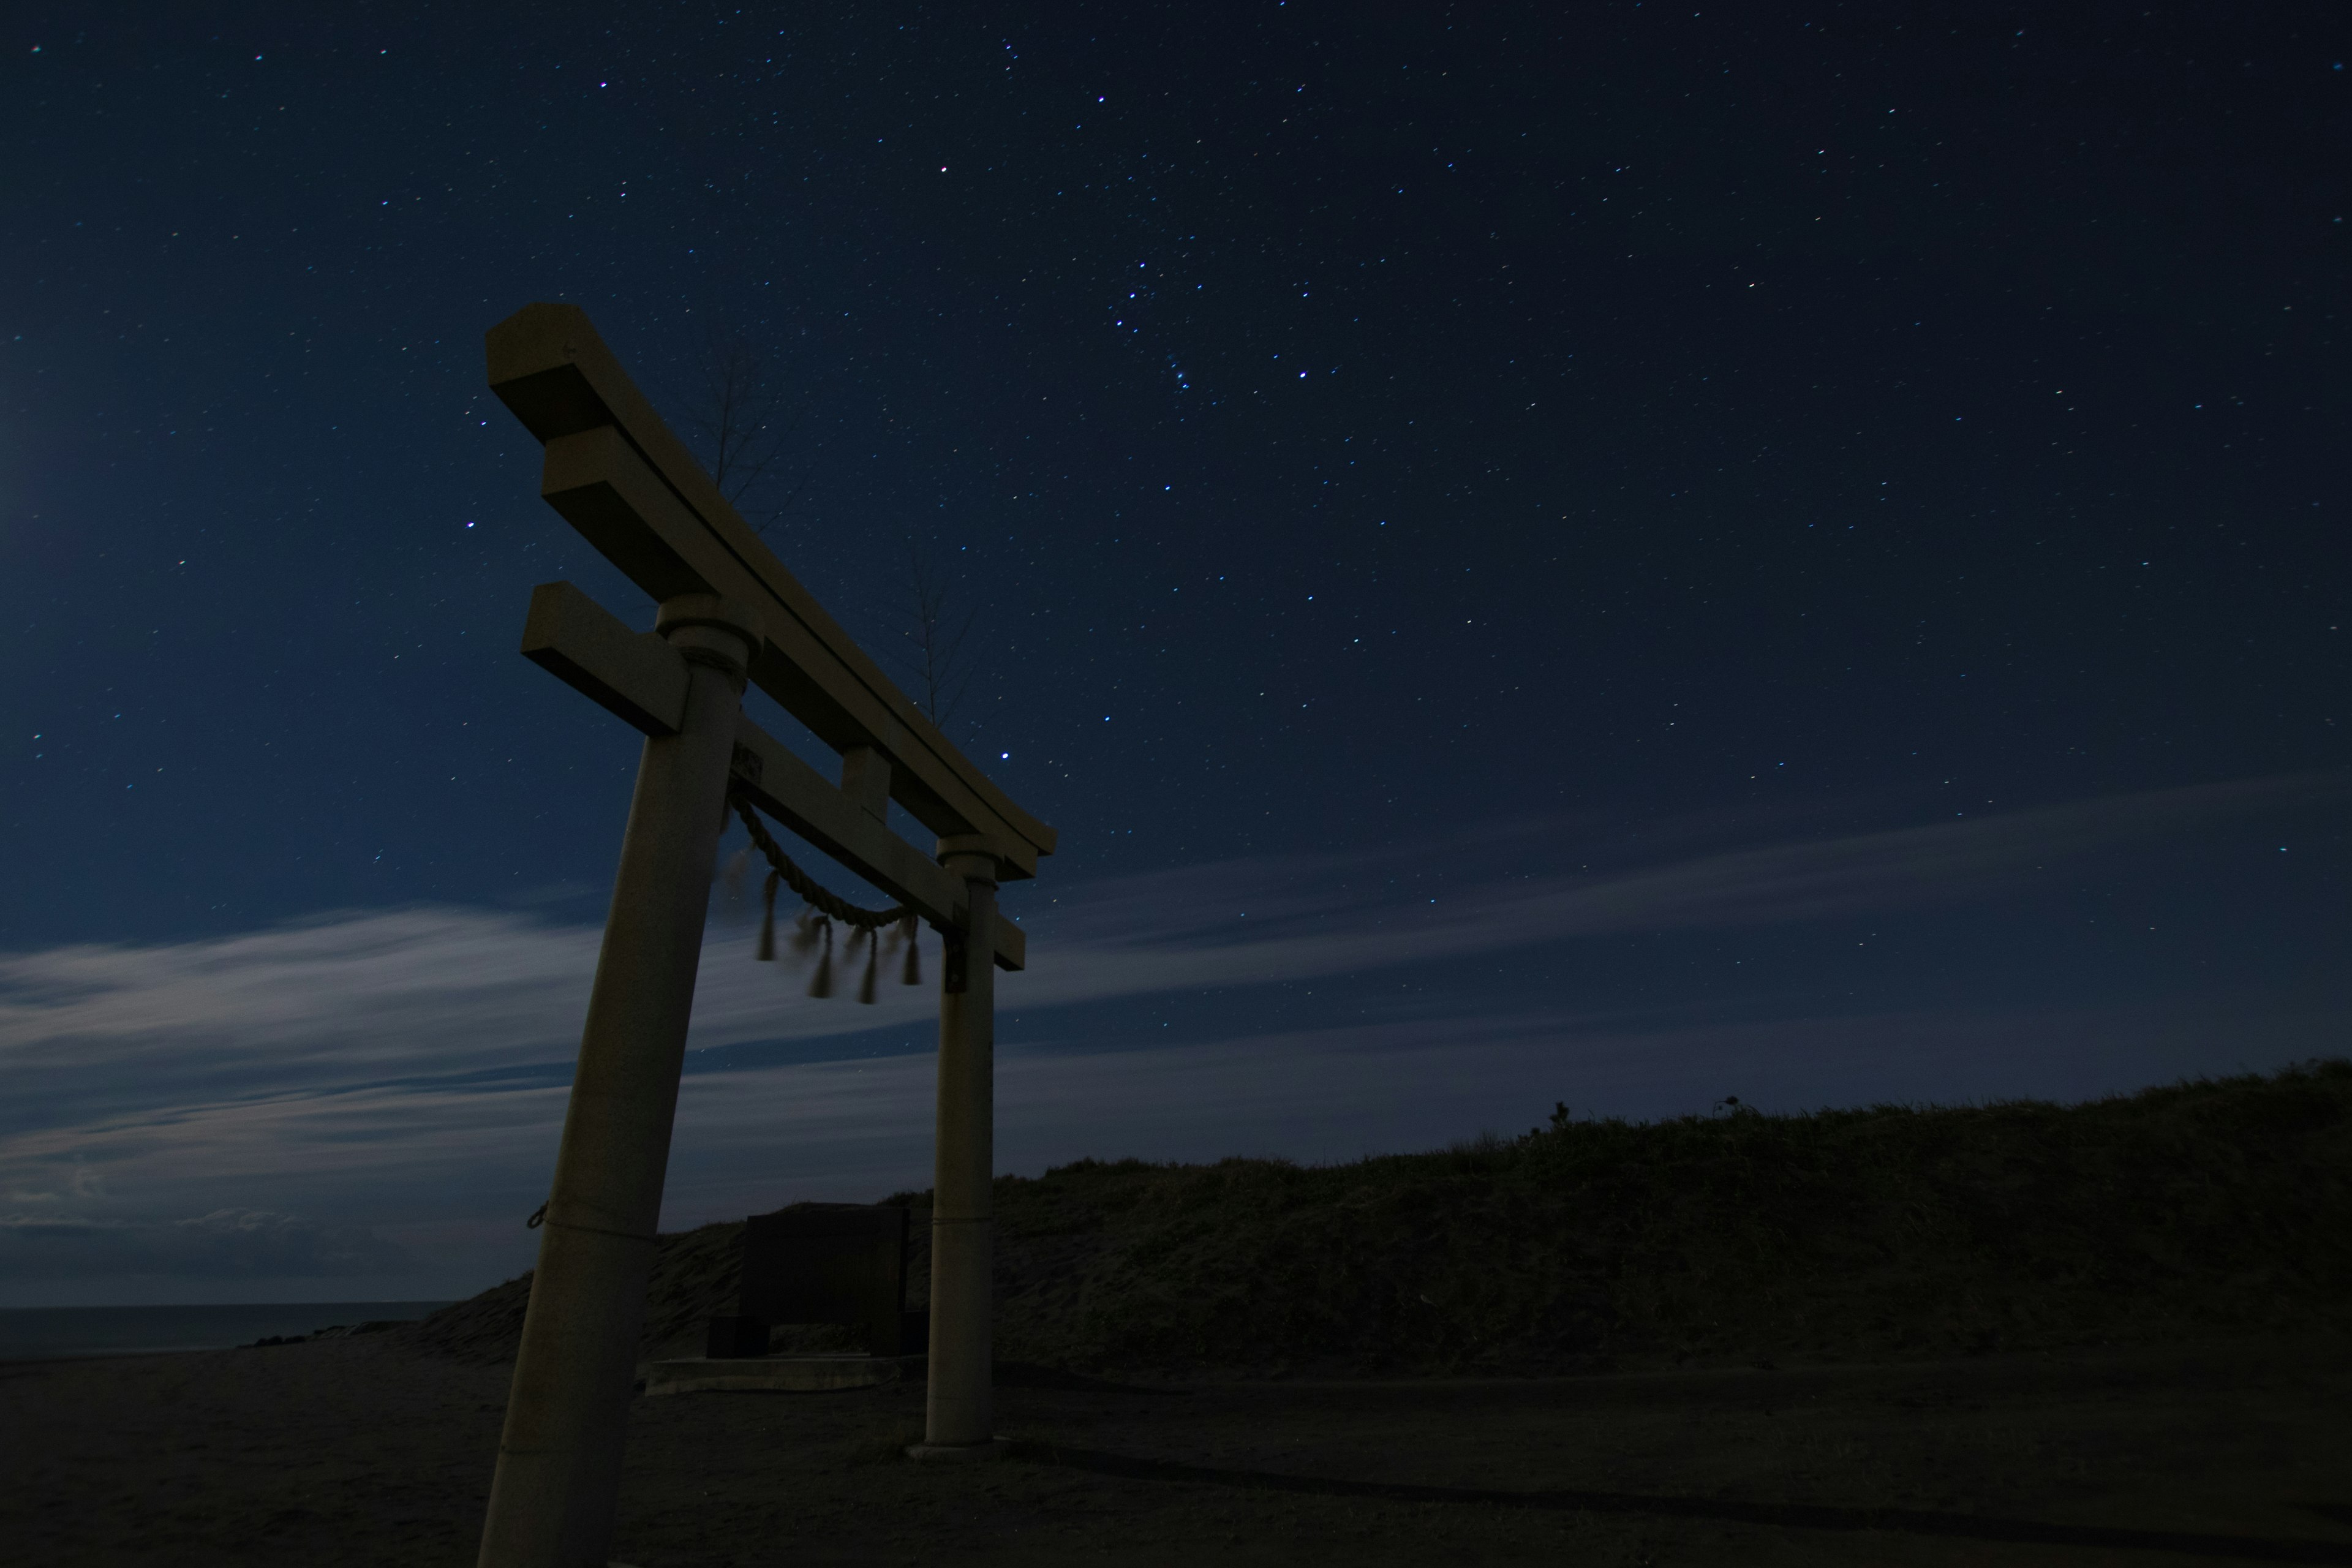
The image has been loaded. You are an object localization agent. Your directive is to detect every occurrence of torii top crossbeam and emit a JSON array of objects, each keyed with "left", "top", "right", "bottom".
[{"left": 488, "top": 303, "right": 1055, "bottom": 886}]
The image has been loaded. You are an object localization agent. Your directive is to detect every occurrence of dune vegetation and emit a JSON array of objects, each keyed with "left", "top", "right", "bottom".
[{"left": 405, "top": 1058, "right": 2351, "bottom": 1376}]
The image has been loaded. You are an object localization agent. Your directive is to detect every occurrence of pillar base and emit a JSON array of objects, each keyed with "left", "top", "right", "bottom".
[{"left": 905, "top": 1438, "right": 1011, "bottom": 1464}]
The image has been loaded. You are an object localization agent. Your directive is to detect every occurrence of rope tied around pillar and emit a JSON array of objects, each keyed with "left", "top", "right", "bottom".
[{"left": 727, "top": 790, "right": 922, "bottom": 1000}]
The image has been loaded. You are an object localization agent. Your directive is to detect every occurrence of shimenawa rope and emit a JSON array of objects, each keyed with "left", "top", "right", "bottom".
[{"left": 726, "top": 791, "right": 921, "bottom": 1001}]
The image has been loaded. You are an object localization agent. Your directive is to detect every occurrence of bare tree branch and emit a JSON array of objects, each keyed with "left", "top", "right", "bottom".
[
  {"left": 679, "top": 325, "right": 814, "bottom": 537},
  {"left": 894, "top": 545, "right": 978, "bottom": 736},
  {"left": 680, "top": 326, "right": 984, "bottom": 737}
]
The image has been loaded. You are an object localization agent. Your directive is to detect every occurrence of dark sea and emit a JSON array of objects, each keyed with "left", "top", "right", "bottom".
[{"left": 0, "top": 1302, "right": 456, "bottom": 1361}]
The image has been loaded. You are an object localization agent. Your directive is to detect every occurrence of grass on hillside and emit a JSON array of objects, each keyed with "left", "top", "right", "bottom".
[{"left": 405, "top": 1058, "right": 2351, "bottom": 1376}]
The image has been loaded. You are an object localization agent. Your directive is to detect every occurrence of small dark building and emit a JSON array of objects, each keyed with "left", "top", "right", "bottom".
[{"left": 705, "top": 1202, "right": 924, "bottom": 1359}]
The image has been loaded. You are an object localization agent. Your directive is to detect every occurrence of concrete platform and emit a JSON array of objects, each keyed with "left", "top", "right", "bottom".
[
  {"left": 643, "top": 1354, "right": 922, "bottom": 1396},
  {"left": 906, "top": 1437, "right": 1011, "bottom": 1463}
]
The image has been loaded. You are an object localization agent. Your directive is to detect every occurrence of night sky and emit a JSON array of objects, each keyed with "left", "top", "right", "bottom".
[{"left": 4, "top": 6, "right": 2346, "bottom": 1305}]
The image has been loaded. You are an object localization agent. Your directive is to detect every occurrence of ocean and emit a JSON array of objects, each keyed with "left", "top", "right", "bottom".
[{"left": 0, "top": 1302, "right": 456, "bottom": 1362}]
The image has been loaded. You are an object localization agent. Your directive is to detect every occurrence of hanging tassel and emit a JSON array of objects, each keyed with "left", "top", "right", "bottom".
[
  {"left": 717, "top": 844, "right": 752, "bottom": 908},
  {"left": 809, "top": 922, "right": 835, "bottom": 998},
  {"left": 858, "top": 928, "right": 879, "bottom": 1004},
  {"left": 790, "top": 908, "right": 820, "bottom": 955},
  {"left": 756, "top": 870, "right": 780, "bottom": 961},
  {"left": 900, "top": 915, "right": 921, "bottom": 986}
]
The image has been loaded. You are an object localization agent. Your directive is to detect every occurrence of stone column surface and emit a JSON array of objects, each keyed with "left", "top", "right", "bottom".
[
  {"left": 915, "top": 846, "right": 1001, "bottom": 1456},
  {"left": 476, "top": 596, "right": 756, "bottom": 1568}
]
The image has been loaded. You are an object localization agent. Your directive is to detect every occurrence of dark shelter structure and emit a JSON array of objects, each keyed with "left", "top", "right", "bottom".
[{"left": 706, "top": 1204, "right": 922, "bottom": 1359}]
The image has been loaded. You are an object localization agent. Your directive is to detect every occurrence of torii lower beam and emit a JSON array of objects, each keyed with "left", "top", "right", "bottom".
[{"left": 519, "top": 579, "right": 1025, "bottom": 966}]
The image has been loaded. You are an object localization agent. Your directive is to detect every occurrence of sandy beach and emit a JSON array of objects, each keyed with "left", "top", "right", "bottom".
[{"left": 4, "top": 1330, "right": 2350, "bottom": 1566}]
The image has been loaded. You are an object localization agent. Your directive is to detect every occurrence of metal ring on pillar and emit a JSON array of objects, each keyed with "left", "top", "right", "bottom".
[
  {"left": 655, "top": 594, "right": 761, "bottom": 687},
  {"left": 935, "top": 832, "right": 1005, "bottom": 885}
]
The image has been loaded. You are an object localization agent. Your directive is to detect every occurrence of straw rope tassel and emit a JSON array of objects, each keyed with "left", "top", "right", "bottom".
[
  {"left": 717, "top": 843, "right": 751, "bottom": 902},
  {"left": 809, "top": 921, "right": 835, "bottom": 999},
  {"left": 726, "top": 790, "right": 926, "bottom": 1003}
]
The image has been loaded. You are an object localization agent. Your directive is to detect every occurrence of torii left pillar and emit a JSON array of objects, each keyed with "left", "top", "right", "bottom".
[{"left": 477, "top": 594, "right": 757, "bottom": 1568}]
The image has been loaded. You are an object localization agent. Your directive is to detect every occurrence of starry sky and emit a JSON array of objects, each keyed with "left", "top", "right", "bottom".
[{"left": 3, "top": 5, "right": 2346, "bottom": 1305}]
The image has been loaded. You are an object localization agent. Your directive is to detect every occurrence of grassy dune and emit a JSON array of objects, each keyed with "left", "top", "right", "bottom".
[{"left": 405, "top": 1058, "right": 2351, "bottom": 1375}]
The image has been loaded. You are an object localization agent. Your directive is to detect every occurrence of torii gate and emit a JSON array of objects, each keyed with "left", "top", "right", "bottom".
[{"left": 472, "top": 304, "right": 1055, "bottom": 1567}]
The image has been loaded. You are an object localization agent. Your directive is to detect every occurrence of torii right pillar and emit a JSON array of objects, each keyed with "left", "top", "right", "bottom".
[{"left": 911, "top": 834, "right": 1005, "bottom": 1460}]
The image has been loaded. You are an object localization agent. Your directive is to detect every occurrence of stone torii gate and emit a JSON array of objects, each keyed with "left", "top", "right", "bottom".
[{"left": 472, "top": 304, "right": 1055, "bottom": 1568}]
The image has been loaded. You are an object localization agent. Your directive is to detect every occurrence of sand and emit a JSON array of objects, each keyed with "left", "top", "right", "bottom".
[{"left": 4, "top": 1332, "right": 2350, "bottom": 1565}]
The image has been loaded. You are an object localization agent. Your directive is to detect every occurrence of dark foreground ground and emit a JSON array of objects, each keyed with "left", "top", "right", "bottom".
[{"left": 4, "top": 1331, "right": 2350, "bottom": 1566}]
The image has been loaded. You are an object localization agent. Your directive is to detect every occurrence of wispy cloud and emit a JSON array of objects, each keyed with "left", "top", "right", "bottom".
[
  {"left": 0, "top": 907, "right": 597, "bottom": 1135},
  {"left": 10, "top": 991, "right": 2336, "bottom": 1296},
  {"left": 993, "top": 770, "right": 2345, "bottom": 1010},
  {"left": 0, "top": 772, "right": 2337, "bottom": 1295}
]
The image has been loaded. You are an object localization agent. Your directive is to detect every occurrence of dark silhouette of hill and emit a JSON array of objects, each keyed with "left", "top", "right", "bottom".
[{"left": 401, "top": 1058, "right": 2350, "bottom": 1375}]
